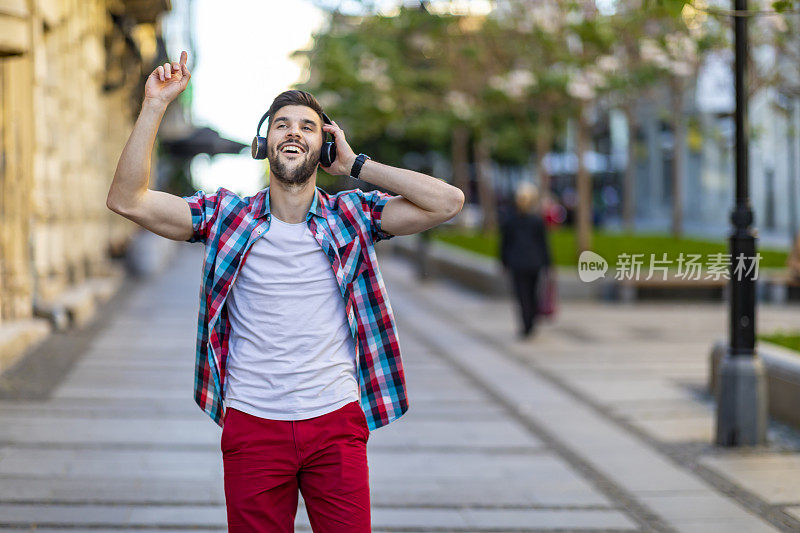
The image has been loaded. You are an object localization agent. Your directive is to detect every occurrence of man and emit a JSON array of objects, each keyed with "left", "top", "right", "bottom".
[{"left": 106, "top": 51, "right": 464, "bottom": 532}]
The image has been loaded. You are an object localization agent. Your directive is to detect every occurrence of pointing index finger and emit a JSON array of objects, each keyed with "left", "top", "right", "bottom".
[{"left": 180, "top": 50, "right": 188, "bottom": 66}]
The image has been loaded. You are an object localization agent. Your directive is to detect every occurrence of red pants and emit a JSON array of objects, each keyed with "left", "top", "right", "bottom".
[{"left": 221, "top": 401, "right": 371, "bottom": 532}]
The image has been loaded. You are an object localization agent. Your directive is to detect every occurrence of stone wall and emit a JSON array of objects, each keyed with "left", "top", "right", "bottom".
[{"left": 0, "top": 0, "right": 170, "bottom": 369}]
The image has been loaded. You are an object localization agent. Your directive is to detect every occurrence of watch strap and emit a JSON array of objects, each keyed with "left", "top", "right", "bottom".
[{"left": 350, "top": 153, "right": 371, "bottom": 180}]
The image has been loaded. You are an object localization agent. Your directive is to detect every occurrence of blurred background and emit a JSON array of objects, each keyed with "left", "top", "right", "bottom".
[{"left": 3, "top": 0, "right": 800, "bottom": 531}]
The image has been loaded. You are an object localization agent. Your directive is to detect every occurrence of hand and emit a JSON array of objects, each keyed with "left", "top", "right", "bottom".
[
  {"left": 144, "top": 51, "right": 191, "bottom": 106},
  {"left": 320, "top": 120, "right": 358, "bottom": 176}
]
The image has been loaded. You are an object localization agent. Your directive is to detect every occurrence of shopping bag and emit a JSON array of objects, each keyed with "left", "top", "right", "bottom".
[{"left": 538, "top": 268, "right": 558, "bottom": 318}]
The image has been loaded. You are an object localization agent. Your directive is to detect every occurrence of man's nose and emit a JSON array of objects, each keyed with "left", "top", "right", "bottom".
[{"left": 287, "top": 123, "right": 303, "bottom": 136}]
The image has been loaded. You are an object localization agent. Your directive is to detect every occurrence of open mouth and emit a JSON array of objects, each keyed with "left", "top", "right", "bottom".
[{"left": 279, "top": 143, "right": 306, "bottom": 155}]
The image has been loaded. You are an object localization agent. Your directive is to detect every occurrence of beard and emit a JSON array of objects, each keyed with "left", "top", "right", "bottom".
[{"left": 267, "top": 143, "right": 321, "bottom": 186}]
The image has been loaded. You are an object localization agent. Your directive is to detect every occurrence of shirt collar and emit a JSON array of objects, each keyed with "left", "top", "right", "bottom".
[{"left": 255, "top": 185, "right": 327, "bottom": 221}]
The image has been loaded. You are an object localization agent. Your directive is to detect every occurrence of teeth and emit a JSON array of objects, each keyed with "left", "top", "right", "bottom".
[{"left": 282, "top": 145, "right": 302, "bottom": 153}]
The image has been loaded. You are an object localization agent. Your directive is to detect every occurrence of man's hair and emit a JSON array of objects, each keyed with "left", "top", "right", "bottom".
[{"left": 266, "top": 90, "right": 325, "bottom": 132}]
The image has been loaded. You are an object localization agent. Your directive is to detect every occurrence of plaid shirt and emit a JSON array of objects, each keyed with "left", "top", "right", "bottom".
[{"left": 181, "top": 185, "right": 409, "bottom": 430}]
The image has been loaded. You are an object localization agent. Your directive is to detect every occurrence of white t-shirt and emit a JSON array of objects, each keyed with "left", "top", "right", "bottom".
[{"left": 222, "top": 215, "right": 359, "bottom": 420}]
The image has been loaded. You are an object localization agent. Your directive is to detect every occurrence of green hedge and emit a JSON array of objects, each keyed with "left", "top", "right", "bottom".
[
  {"left": 759, "top": 332, "right": 800, "bottom": 353},
  {"left": 431, "top": 226, "right": 789, "bottom": 269}
]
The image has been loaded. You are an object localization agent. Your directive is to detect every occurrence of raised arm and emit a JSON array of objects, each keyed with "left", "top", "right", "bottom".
[
  {"left": 106, "top": 51, "right": 194, "bottom": 242},
  {"left": 320, "top": 121, "right": 465, "bottom": 237}
]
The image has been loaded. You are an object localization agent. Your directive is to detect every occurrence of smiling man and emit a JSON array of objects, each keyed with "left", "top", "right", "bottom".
[{"left": 106, "top": 51, "right": 464, "bottom": 532}]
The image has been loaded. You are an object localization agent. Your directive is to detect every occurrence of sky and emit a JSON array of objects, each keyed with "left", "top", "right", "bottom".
[{"left": 166, "top": 0, "right": 326, "bottom": 196}]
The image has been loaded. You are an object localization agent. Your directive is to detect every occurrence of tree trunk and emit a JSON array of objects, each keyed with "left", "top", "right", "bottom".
[
  {"left": 451, "top": 126, "right": 470, "bottom": 228},
  {"left": 671, "top": 78, "right": 685, "bottom": 238},
  {"left": 622, "top": 102, "right": 637, "bottom": 231},
  {"left": 535, "top": 115, "right": 552, "bottom": 201},
  {"left": 576, "top": 103, "right": 593, "bottom": 254},
  {"left": 474, "top": 136, "right": 497, "bottom": 234}
]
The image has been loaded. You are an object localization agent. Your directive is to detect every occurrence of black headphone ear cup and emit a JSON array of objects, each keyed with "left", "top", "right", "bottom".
[
  {"left": 319, "top": 141, "right": 336, "bottom": 167},
  {"left": 252, "top": 136, "right": 267, "bottom": 159}
]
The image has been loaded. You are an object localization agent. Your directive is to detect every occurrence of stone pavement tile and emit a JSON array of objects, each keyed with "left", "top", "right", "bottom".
[
  {"left": 55, "top": 367, "right": 191, "bottom": 388},
  {"left": 370, "top": 507, "right": 469, "bottom": 529},
  {"left": 0, "top": 503, "right": 227, "bottom": 529},
  {"left": 370, "top": 450, "right": 549, "bottom": 481},
  {"left": 539, "top": 360, "right": 707, "bottom": 376},
  {"left": 0, "top": 477, "right": 225, "bottom": 504},
  {"left": 544, "top": 427, "right": 710, "bottom": 493},
  {"left": 784, "top": 506, "right": 800, "bottom": 521},
  {"left": 368, "top": 450, "right": 616, "bottom": 507},
  {"left": 566, "top": 376, "right": 694, "bottom": 405},
  {"left": 371, "top": 479, "right": 612, "bottom": 507},
  {"left": 86, "top": 338, "right": 196, "bottom": 354},
  {"left": 609, "top": 399, "right": 714, "bottom": 419},
  {"left": 0, "top": 503, "right": 133, "bottom": 527},
  {"left": 0, "top": 530, "right": 226, "bottom": 533},
  {"left": 75, "top": 449, "right": 223, "bottom": 480},
  {"left": 401, "top": 383, "right": 489, "bottom": 404},
  {"left": 52, "top": 384, "right": 189, "bottom": 400},
  {"left": 0, "top": 448, "right": 76, "bottom": 477},
  {"left": 637, "top": 492, "right": 763, "bottom": 522},
  {"left": 406, "top": 366, "right": 471, "bottom": 383},
  {"left": 699, "top": 454, "right": 800, "bottom": 505},
  {"left": 0, "top": 447, "right": 224, "bottom": 481},
  {"left": 668, "top": 517, "right": 781, "bottom": 533},
  {"left": 0, "top": 417, "right": 220, "bottom": 446},
  {"left": 391, "top": 399, "right": 507, "bottom": 420},
  {"left": 370, "top": 418, "right": 544, "bottom": 449},
  {"left": 461, "top": 508, "right": 638, "bottom": 529},
  {"left": 127, "top": 504, "right": 227, "bottom": 526},
  {"left": 589, "top": 453, "right": 709, "bottom": 493},
  {"left": 701, "top": 453, "right": 800, "bottom": 471},
  {"left": 0, "top": 398, "right": 202, "bottom": 418},
  {"left": 63, "top": 359, "right": 191, "bottom": 372},
  {"left": 629, "top": 415, "right": 715, "bottom": 443}
]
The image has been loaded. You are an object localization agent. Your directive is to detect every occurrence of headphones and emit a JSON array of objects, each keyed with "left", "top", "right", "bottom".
[{"left": 251, "top": 110, "right": 337, "bottom": 167}]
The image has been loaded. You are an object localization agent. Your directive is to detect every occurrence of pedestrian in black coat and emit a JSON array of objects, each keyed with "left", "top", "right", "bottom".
[{"left": 499, "top": 183, "right": 552, "bottom": 339}]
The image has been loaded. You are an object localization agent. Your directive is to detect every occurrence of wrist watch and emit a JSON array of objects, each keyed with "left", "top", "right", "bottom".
[{"left": 350, "top": 153, "right": 371, "bottom": 180}]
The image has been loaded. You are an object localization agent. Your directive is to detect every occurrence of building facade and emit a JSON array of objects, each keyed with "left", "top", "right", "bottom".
[{"left": 0, "top": 0, "right": 171, "bottom": 370}]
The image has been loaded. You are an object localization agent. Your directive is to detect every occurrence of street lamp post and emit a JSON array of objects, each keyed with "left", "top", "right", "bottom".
[
  {"left": 714, "top": 0, "right": 768, "bottom": 446},
  {"left": 787, "top": 96, "right": 798, "bottom": 246}
]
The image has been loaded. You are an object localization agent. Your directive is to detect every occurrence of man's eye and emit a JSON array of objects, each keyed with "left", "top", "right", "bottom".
[{"left": 304, "top": 126, "right": 312, "bottom": 131}]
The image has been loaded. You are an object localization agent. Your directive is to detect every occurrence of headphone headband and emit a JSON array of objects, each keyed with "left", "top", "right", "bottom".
[{"left": 255, "top": 111, "right": 332, "bottom": 137}]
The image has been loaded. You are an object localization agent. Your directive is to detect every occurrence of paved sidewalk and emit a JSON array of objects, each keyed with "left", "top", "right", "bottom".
[
  {"left": 0, "top": 241, "right": 797, "bottom": 531},
  {"left": 381, "top": 243, "right": 800, "bottom": 532}
]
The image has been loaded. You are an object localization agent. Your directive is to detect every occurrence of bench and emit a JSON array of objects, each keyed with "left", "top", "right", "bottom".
[
  {"left": 759, "top": 270, "right": 800, "bottom": 303},
  {"left": 613, "top": 274, "right": 729, "bottom": 302}
]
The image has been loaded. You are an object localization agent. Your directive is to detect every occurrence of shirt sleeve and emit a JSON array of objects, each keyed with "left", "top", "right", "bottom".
[
  {"left": 355, "top": 188, "right": 397, "bottom": 243},
  {"left": 181, "top": 188, "right": 220, "bottom": 244}
]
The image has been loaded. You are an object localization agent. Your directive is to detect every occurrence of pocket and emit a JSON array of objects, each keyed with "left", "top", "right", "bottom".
[
  {"left": 337, "top": 239, "right": 367, "bottom": 283},
  {"left": 220, "top": 407, "right": 236, "bottom": 454},
  {"left": 350, "top": 402, "right": 370, "bottom": 442}
]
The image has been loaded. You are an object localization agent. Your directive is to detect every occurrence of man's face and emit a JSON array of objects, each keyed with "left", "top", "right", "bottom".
[{"left": 266, "top": 105, "right": 324, "bottom": 186}]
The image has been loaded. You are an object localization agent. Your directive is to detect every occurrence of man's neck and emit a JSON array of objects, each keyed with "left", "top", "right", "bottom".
[{"left": 268, "top": 178, "right": 316, "bottom": 224}]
